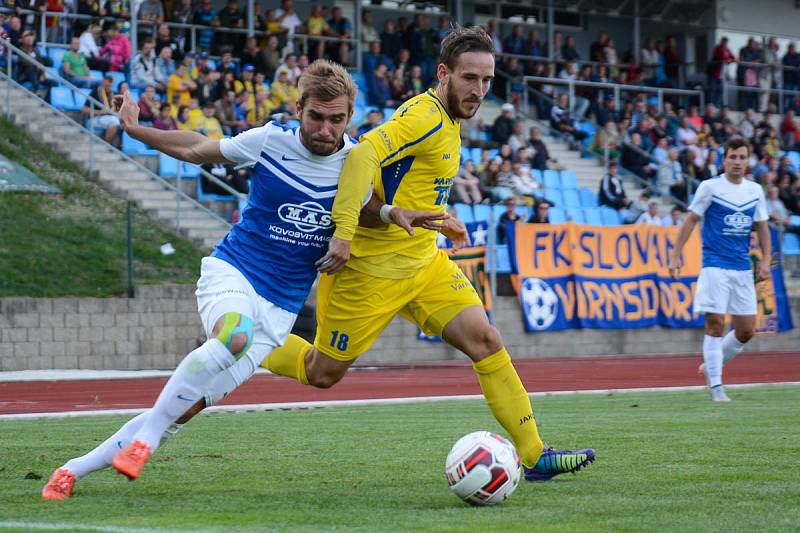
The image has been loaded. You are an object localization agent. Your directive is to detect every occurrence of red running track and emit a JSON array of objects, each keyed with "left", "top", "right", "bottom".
[{"left": 1, "top": 352, "right": 799, "bottom": 415}]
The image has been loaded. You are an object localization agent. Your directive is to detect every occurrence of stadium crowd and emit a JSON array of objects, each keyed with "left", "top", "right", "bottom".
[{"left": 0, "top": 2, "right": 798, "bottom": 230}]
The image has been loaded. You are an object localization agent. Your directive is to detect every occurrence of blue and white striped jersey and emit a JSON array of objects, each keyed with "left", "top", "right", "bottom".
[
  {"left": 214, "top": 121, "right": 360, "bottom": 313},
  {"left": 688, "top": 175, "right": 768, "bottom": 271}
]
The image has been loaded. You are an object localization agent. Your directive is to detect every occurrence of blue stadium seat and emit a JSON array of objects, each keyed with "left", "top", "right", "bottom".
[
  {"left": 783, "top": 233, "right": 800, "bottom": 256},
  {"left": 600, "top": 206, "right": 622, "bottom": 225},
  {"left": 354, "top": 91, "right": 368, "bottom": 109},
  {"left": 492, "top": 244, "right": 512, "bottom": 274},
  {"left": 460, "top": 146, "right": 471, "bottom": 164},
  {"left": 583, "top": 207, "right": 603, "bottom": 225},
  {"left": 565, "top": 207, "right": 584, "bottom": 223},
  {"left": 129, "top": 88, "right": 141, "bottom": 102},
  {"left": 44, "top": 67, "right": 60, "bottom": 82},
  {"left": 543, "top": 169, "right": 561, "bottom": 189},
  {"left": 74, "top": 88, "right": 90, "bottom": 109},
  {"left": 383, "top": 107, "right": 396, "bottom": 120},
  {"left": 472, "top": 204, "right": 492, "bottom": 222},
  {"left": 579, "top": 187, "right": 598, "bottom": 207},
  {"left": 545, "top": 189, "right": 563, "bottom": 206},
  {"left": 787, "top": 151, "right": 800, "bottom": 168},
  {"left": 548, "top": 206, "right": 567, "bottom": 224},
  {"left": 531, "top": 168, "right": 543, "bottom": 184},
  {"left": 122, "top": 132, "right": 158, "bottom": 156},
  {"left": 453, "top": 203, "right": 474, "bottom": 223},
  {"left": 487, "top": 148, "right": 499, "bottom": 160},
  {"left": 351, "top": 71, "right": 367, "bottom": 92},
  {"left": 514, "top": 205, "right": 530, "bottom": 220},
  {"left": 559, "top": 170, "right": 578, "bottom": 189},
  {"left": 790, "top": 215, "right": 800, "bottom": 228},
  {"left": 49, "top": 86, "right": 74, "bottom": 111},
  {"left": 492, "top": 204, "right": 506, "bottom": 221},
  {"left": 47, "top": 47, "right": 66, "bottom": 70},
  {"left": 470, "top": 147, "right": 482, "bottom": 165},
  {"left": 159, "top": 155, "right": 200, "bottom": 178},
  {"left": 89, "top": 70, "right": 103, "bottom": 84},
  {"left": 196, "top": 179, "right": 236, "bottom": 203},
  {"left": 206, "top": 59, "right": 217, "bottom": 71},
  {"left": 562, "top": 189, "right": 581, "bottom": 208}
]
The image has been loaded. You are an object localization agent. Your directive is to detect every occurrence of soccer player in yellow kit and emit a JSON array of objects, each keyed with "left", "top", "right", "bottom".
[{"left": 265, "top": 25, "right": 595, "bottom": 481}]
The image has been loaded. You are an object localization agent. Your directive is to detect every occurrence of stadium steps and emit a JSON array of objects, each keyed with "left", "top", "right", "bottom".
[
  {"left": 0, "top": 78, "right": 231, "bottom": 251},
  {"left": 474, "top": 101, "right": 656, "bottom": 212}
]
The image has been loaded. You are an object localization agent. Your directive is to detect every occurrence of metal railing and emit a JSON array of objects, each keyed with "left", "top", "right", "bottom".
[
  {"left": 521, "top": 75, "right": 704, "bottom": 115},
  {"left": 1, "top": 36, "right": 243, "bottom": 235}
]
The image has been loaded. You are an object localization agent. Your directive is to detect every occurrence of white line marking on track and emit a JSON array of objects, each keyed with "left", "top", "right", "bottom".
[
  {"left": 1, "top": 381, "right": 798, "bottom": 421},
  {"left": 0, "top": 520, "right": 208, "bottom": 533}
]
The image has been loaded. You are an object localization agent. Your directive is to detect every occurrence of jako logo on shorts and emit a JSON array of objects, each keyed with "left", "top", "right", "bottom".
[
  {"left": 278, "top": 202, "right": 333, "bottom": 232},
  {"left": 723, "top": 212, "right": 752, "bottom": 230}
]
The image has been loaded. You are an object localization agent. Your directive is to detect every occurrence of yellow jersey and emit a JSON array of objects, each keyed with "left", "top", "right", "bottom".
[{"left": 348, "top": 89, "right": 461, "bottom": 278}]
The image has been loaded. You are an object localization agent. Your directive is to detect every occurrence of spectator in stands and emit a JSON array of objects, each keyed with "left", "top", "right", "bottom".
[
  {"left": 137, "top": 85, "right": 160, "bottom": 125},
  {"left": 622, "top": 132, "right": 658, "bottom": 191},
  {"left": 84, "top": 74, "right": 120, "bottom": 145},
  {"left": 380, "top": 19, "right": 402, "bottom": 62},
  {"left": 783, "top": 42, "right": 800, "bottom": 111},
  {"left": 246, "top": 89, "right": 273, "bottom": 128},
  {"left": 360, "top": 9, "right": 378, "bottom": 46},
  {"left": 489, "top": 159, "right": 515, "bottom": 202},
  {"left": 779, "top": 109, "right": 798, "bottom": 150},
  {"left": 507, "top": 120, "right": 528, "bottom": 154},
  {"left": 217, "top": 0, "right": 243, "bottom": 52},
  {"left": 778, "top": 173, "right": 800, "bottom": 214},
  {"left": 214, "top": 89, "right": 244, "bottom": 136},
  {"left": 167, "top": 62, "right": 195, "bottom": 107},
  {"left": 78, "top": 0, "right": 106, "bottom": 19},
  {"left": 356, "top": 108, "right": 383, "bottom": 137},
  {"left": 276, "top": 0, "right": 303, "bottom": 45},
  {"left": 170, "top": 0, "right": 193, "bottom": 50},
  {"left": 153, "top": 23, "right": 178, "bottom": 59},
  {"left": 192, "top": 0, "right": 219, "bottom": 52},
  {"left": 363, "top": 40, "right": 394, "bottom": 75},
  {"left": 367, "top": 63, "right": 396, "bottom": 108},
  {"left": 550, "top": 93, "right": 587, "bottom": 148},
  {"left": 195, "top": 66, "right": 221, "bottom": 106},
  {"left": 99, "top": 23, "right": 130, "bottom": 72},
  {"left": 761, "top": 37, "right": 781, "bottom": 113},
  {"left": 641, "top": 38, "right": 660, "bottom": 84},
  {"left": 766, "top": 184, "right": 792, "bottom": 230},
  {"left": 305, "top": 4, "right": 331, "bottom": 61},
  {"left": 664, "top": 35, "right": 682, "bottom": 88},
  {"left": 269, "top": 67, "right": 297, "bottom": 112},
  {"left": 153, "top": 103, "right": 178, "bottom": 130},
  {"left": 258, "top": 35, "right": 280, "bottom": 80},
  {"left": 503, "top": 24, "right": 526, "bottom": 56},
  {"left": 454, "top": 160, "right": 484, "bottom": 205},
  {"left": 201, "top": 162, "right": 249, "bottom": 196},
  {"left": 509, "top": 161, "right": 541, "bottom": 201},
  {"left": 154, "top": 45, "right": 175, "bottom": 92},
  {"left": 497, "top": 198, "right": 523, "bottom": 243},
  {"left": 561, "top": 35, "right": 579, "bottom": 61},
  {"left": 598, "top": 161, "right": 632, "bottom": 211},
  {"left": 592, "top": 120, "right": 621, "bottom": 161},
  {"left": 327, "top": 5, "right": 353, "bottom": 64},
  {"left": 708, "top": 37, "right": 735, "bottom": 107},
  {"left": 589, "top": 31, "right": 608, "bottom": 63},
  {"left": 694, "top": 150, "right": 722, "bottom": 181},
  {"left": 16, "top": 30, "right": 53, "bottom": 96},
  {"left": 528, "top": 127, "right": 553, "bottom": 171},
  {"left": 406, "top": 64, "right": 425, "bottom": 96},
  {"left": 390, "top": 68, "right": 412, "bottom": 102},
  {"left": 635, "top": 200, "right": 662, "bottom": 225},
  {"left": 104, "top": 0, "right": 129, "bottom": 20},
  {"left": 236, "top": 36, "right": 263, "bottom": 75},
  {"left": 275, "top": 53, "right": 301, "bottom": 83},
  {"left": 62, "top": 36, "right": 96, "bottom": 88},
  {"left": 596, "top": 94, "right": 620, "bottom": 126},
  {"left": 131, "top": 38, "right": 157, "bottom": 90},
  {"left": 491, "top": 103, "right": 515, "bottom": 145},
  {"left": 194, "top": 100, "right": 224, "bottom": 139},
  {"left": 661, "top": 205, "right": 684, "bottom": 227},
  {"left": 675, "top": 116, "right": 698, "bottom": 150},
  {"left": 738, "top": 38, "right": 762, "bottom": 110},
  {"left": 528, "top": 200, "right": 551, "bottom": 224}
]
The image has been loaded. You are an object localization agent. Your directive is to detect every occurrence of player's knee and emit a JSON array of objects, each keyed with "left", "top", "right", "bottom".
[
  {"left": 212, "top": 312, "right": 254, "bottom": 357},
  {"left": 306, "top": 370, "right": 343, "bottom": 389},
  {"left": 704, "top": 318, "right": 725, "bottom": 337},
  {"left": 736, "top": 328, "right": 755, "bottom": 344},
  {"left": 473, "top": 325, "right": 504, "bottom": 360}
]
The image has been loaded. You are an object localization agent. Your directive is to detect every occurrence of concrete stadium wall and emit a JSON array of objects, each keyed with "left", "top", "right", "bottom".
[{"left": 1, "top": 285, "right": 798, "bottom": 371}]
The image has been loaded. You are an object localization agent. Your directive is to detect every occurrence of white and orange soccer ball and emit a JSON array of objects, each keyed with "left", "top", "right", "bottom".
[{"left": 445, "top": 431, "right": 521, "bottom": 506}]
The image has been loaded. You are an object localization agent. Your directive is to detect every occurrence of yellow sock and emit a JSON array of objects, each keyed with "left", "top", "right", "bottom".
[
  {"left": 263, "top": 334, "right": 310, "bottom": 385},
  {"left": 472, "top": 348, "right": 544, "bottom": 468}
]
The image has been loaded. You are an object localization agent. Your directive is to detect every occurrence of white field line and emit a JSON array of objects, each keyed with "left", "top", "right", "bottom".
[
  {"left": 1, "top": 381, "right": 798, "bottom": 421},
  {"left": 0, "top": 520, "right": 209, "bottom": 533}
]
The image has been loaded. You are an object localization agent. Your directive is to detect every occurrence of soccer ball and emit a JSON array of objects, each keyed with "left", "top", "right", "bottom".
[
  {"left": 521, "top": 277, "right": 559, "bottom": 331},
  {"left": 445, "top": 431, "right": 521, "bottom": 506}
]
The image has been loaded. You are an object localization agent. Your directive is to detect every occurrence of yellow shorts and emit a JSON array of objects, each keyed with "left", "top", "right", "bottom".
[{"left": 314, "top": 249, "right": 484, "bottom": 361}]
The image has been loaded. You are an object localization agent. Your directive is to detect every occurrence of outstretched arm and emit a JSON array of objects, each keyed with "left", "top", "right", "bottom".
[
  {"left": 114, "top": 92, "right": 229, "bottom": 164},
  {"left": 359, "top": 195, "right": 449, "bottom": 234}
]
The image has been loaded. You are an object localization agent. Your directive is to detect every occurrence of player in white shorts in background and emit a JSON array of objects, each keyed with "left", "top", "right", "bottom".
[
  {"left": 668, "top": 137, "right": 771, "bottom": 403},
  {"left": 41, "top": 60, "right": 443, "bottom": 500}
]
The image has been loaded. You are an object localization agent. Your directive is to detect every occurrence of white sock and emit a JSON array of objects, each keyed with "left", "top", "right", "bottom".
[
  {"left": 133, "top": 339, "right": 235, "bottom": 450},
  {"left": 62, "top": 412, "right": 182, "bottom": 479},
  {"left": 205, "top": 352, "right": 258, "bottom": 407},
  {"left": 703, "top": 335, "right": 724, "bottom": 388},
  {"left": 722, "top": 330, "right": 746, "bottom": 364}
]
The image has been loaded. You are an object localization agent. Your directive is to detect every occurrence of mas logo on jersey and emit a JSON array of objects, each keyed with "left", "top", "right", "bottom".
[
  {"left": 278, "top": 201, "right": 333, "bottom": 232},
  {"left": 723, "top": 211, "right": 752, "bottom": 231}
]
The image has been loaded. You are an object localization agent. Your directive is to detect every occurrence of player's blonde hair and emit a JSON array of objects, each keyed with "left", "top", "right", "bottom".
[{"left": 297, "top": 59, "right": 357, "bottom": 112}]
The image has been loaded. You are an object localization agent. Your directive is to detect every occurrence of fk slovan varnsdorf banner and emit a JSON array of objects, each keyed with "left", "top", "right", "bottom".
[{"left": 506, "top": 222, "right": 793, "bottom": 334}]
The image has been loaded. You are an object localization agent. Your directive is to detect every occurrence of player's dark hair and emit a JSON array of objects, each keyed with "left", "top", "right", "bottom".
[
  {"left": 723, "top": 136, "right": 750, "bottom": 157},
  {"left": 439, "top": 24, "right": 494, "bottom": 70}
]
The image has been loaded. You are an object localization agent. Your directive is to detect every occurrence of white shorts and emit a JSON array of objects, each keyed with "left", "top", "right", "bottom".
[
  {"left": 693, "top": 267, "right": 757, "bottom": 316},
  {"left": 196, "top": 256, "right": 297, "bottom": 406}
]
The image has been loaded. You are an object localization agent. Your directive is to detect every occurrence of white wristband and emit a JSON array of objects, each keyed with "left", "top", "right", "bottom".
[{"left": 379, "top": 204, "right": 394, "bottom": 224}]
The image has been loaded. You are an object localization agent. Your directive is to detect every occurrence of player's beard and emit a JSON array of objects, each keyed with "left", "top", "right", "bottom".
[
  {"left": 446, "top": 84, "right": 482, "bottom": 120},
  {"left": 299, "top": 126, "right": 340, "bottom": 156}
]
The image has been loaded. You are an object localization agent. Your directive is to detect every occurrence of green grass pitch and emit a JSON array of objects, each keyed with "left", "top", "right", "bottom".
[{"left": 1, "top": 385, "right": 799, "bottom": 532}]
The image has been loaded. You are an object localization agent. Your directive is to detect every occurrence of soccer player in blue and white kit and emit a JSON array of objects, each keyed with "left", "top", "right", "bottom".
[
  {"left": 41, "top": 60, "right": 442, "bottom": 500},
  {"left": 668, "top": 137, "right": 771, "bottom": 403}
]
